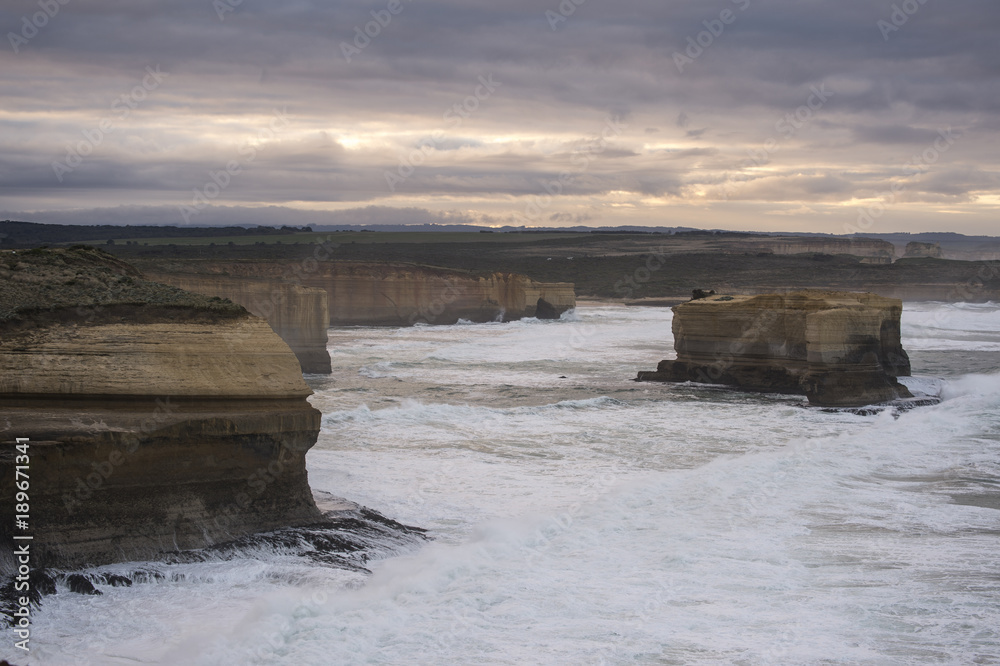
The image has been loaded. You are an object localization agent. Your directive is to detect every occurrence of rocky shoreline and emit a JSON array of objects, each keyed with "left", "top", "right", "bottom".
[
  {"left": 1, "top": 493, "right": 427, "bottom": 625},
  {"left": 1, "top": 246, "right": 430, "bottom": 631}
]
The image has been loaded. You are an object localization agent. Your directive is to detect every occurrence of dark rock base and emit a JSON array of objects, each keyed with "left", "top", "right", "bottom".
[{"left": 1, "top": 495, "right": 427, "bottom": 626}]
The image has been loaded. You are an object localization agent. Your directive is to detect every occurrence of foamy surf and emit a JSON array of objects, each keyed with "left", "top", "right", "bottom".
[{"left": 4, "top": 303, "right": 998, "bottom": 666}]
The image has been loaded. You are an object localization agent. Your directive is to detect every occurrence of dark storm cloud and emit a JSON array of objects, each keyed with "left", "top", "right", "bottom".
[{"left": 1, "top": 0, "right": 998, "bottom": 231}]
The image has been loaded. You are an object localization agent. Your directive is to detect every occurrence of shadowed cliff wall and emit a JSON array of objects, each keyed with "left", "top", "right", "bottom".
[
  {"left": 0, "top": 248, "right": 323, "bottom": 569},
  {"left": 0, "top": 314, "right": 324, "bottom": 569}
]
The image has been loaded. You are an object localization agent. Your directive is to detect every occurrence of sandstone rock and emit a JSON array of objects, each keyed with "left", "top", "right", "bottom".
[
  {"left": 733, "top": 238, "right": 896, "bottom": 264},
  {"left": 0, "top": 248, "right": 323, "bottom": 569},
  {"left": 141, "top": 260, "right": 576, "bottom": 326},
  {"left": 636, "top": 291, "right": 912, "bottom": 407},
  {"left": 534, "top": 298, "right": 559, "bottom": 320},
  {"left": 145, "top": 272, "right": 332, "bottom": 374},
  {"left": 903, "top": 241, "right": 943, "bottom": 259},
  {"left": 65, "top": 574, "right": 101, "bottom": 595}
]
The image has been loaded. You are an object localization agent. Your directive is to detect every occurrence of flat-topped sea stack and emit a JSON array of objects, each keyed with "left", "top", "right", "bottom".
[
  {"left": 637, "top": 291, "right": 913, "bottom": 407},
  {"left": 0, "top": 247, "right": 322, "bottom": 568}
]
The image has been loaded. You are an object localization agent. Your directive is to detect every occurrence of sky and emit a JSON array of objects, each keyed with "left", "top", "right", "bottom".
[{"left": 1, "top": 0, "right": 998, "bottom": 234}]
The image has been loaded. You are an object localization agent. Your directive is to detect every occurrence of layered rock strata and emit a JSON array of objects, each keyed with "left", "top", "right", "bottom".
[
  {"left": 142, "top": 261, "right": 576, "bottom": 326},
  {"left": 903, "top": 241, "right": 943, "bottom": 259},
  {"left": 145, "top": 272, "right": 331, "bottom": 374},
  {"left": 637, "top": 291, "right": 912, "bottom": 407},
  {"left": 734, "top": 237, "right": 896, "bottom": 264},
  {"left": 314, "top": 264, "right": 575, "bottom": 326},
  {"left": 0, "top": 247, "right": 322, "bottom": 568}
]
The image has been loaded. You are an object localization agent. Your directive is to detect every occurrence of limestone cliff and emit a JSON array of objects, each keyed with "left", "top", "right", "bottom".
[
  {"left": 314, "top": 263, "right": 576, "bottom": 326},
  {"left": 734, "top": 237, "right": 896, "bottom": 264},
  {"left": 637, "top": 291, "right": 912, "bottom": 407},
  {"left": 141, "top": 260, "right": 576, "bottom": 327},
  {"left": 903, "top": 241, "right": 943, "bottom": 259},
  {"left": 144, "top": 272, "right": 331, "bottom": 374},
  {"left": 0, "top": 247, "right": 322, "bottom": 568}
]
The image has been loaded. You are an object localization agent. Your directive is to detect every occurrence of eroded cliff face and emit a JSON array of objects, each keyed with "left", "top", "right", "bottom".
[
  {"left": 143, "top": 261, "right": 576, "bottom": 326},
  {"left": 903, "top": 241, "right": 943, "bottom": 259},
  {"left": 145, "top": 272, "right": 331, "bottom": 374},
  {"left": 637, "top": 291, "right": 912, "bottom": 407},
  {"left": 0, "top": 248, "right": 322, "bottom": 569},
  {"left": 316, "top": 264, "right": 575, "bottom": 326},
  {"left": 734, "top": 237, "right": 896, "bottom": 264}
]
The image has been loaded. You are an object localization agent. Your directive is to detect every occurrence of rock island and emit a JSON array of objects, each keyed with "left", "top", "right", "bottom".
[{"left": 637, "top": 291, "right": 913, "bottom": 407}]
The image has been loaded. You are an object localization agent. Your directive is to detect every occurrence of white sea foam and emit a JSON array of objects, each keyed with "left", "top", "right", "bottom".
[
  {"left": 6, "top": 303, "right": 999, "bottom": 666},
  {"left": 902, "top": 301, "right": 1000, "bottom": 351}
]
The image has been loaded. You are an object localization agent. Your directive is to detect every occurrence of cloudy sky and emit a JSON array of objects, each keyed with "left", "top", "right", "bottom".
[{"left": 1, "top": 0, "right": 998, "bottom": 233}]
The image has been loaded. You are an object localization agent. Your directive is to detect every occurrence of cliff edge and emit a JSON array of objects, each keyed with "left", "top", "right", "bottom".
[
  {"left": 637, "top": 291, "right": 913, "bottom": 407},
  {"left": 0, "top": 247, "right": 323, "bottom": 568},
  {"left": 138, "top": 260, "right": 576, "bottom": 327},
  {"left": 144, "top": 271, "right": 332, "bottom": 374}
]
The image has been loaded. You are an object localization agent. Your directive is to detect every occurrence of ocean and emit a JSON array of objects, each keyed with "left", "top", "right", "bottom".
[{"left": 6, "top": 302, "right": 1000, "bottom": 665}]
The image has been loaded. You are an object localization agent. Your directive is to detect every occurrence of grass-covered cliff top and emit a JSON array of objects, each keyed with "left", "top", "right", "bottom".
[{"left": 0, "top": 246, "right": 246, "bottom": 323}]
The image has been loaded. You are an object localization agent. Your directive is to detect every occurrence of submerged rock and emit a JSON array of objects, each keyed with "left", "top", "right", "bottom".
[
  {"left": 65, "top": 574, "right": 102, "bottom": 596},
  {"left": 637, "top": 291, "right": 913, "bottom": 407},
  {"left": 2, "top": 495, "right": 426, "bottom": 626}
]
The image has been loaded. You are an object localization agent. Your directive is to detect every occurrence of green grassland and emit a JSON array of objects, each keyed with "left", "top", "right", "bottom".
[{"left": 88, "top": 231, "right": 589, "bottom": 247}]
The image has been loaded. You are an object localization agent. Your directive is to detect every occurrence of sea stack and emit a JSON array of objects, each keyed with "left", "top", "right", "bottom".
[
  {"left": 637, "top": 291, "right": 913, "bottom": 407},
  {"left": 0, "top": 247, "right": 323, "bottom": 568}
]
